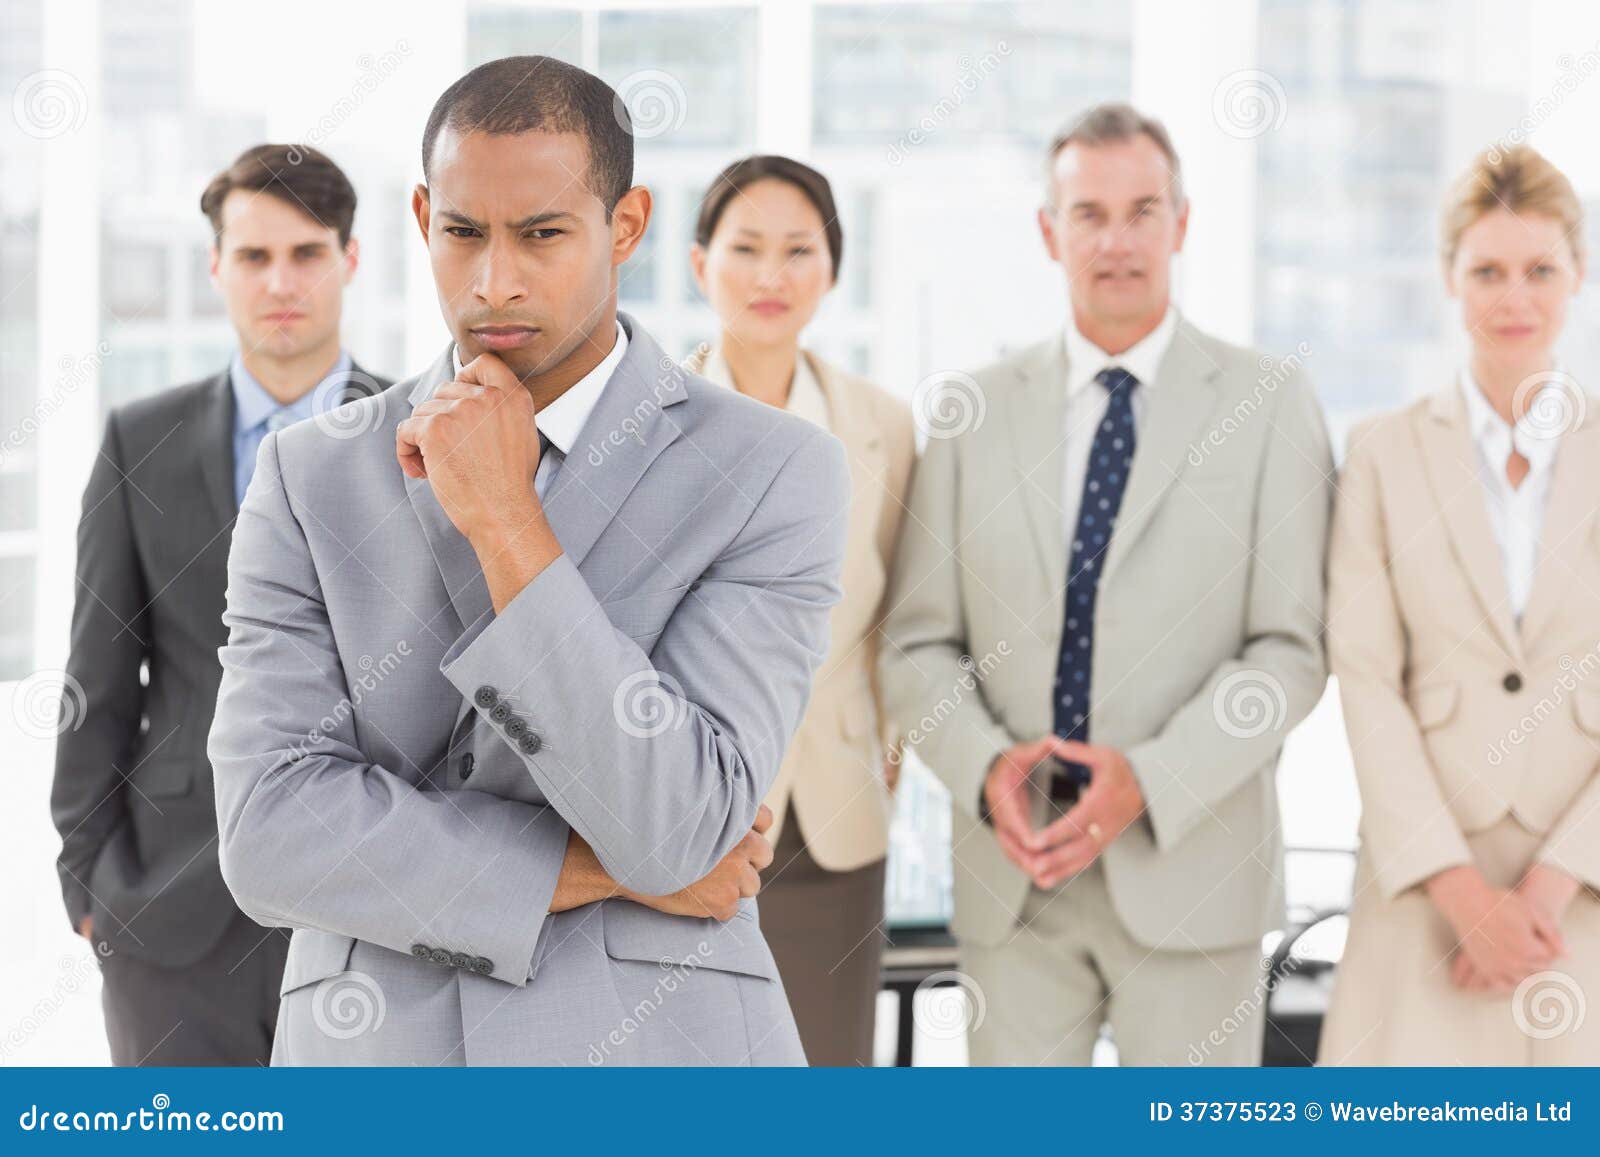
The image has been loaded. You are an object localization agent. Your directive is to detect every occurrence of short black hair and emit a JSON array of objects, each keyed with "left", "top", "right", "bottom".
[
  {"left": 201, "top": 144, "right": 358, "bottom": 246},
  {"left": 694, "top": 155, "right": 843, "bottom": 277},
  {"left": 422, "top": 55, "right": 633, "bottom": 218}
]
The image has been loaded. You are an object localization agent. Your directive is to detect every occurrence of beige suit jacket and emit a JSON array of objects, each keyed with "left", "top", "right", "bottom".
[
  {"left": 685, "top": 344, "right": 916, "bottom": 869},
  {"left": 1329, "top": 381, "right": 1600, "bottom": 900},
  {"left": 881, "top": 317, "right": 1333, "bottom": 950}
]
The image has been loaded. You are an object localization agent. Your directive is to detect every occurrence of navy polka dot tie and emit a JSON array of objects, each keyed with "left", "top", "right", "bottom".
[{"left": 1051, "top": 366, "right": 1139, "bottom": 802}]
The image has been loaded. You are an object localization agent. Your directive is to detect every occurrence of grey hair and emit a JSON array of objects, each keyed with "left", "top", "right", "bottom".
[{"left": 1044, "top": 102, "right": 1185, "bottom": 210}]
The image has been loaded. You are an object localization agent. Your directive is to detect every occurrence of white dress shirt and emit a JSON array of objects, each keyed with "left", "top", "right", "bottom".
[
  {"left": 699, "top": 346, "right": 832, "bottom": 433},
  {"left": 451, "top": 319, "right": 628, "bottom": 498},
  {"left": 1459, "top": 367, "right": 1561, "bottom": 621},
  {"left": 1059, "top": 306, "right": 1178, "bottom": 538}
]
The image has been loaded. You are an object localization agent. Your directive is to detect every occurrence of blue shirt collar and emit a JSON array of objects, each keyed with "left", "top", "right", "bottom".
[{"left": 230, "top": 350, "right": 353, "bottom": 434}]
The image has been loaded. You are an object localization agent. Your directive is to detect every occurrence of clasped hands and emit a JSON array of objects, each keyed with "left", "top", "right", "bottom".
[
  {"left": 983, "top": 734, "right": 1147, "bottom": 889},
  {"left": 1428, "top": 861, "right": 1578, "bottom": 993}
]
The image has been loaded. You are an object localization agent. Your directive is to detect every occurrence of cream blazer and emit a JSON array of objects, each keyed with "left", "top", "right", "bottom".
[
  {"left": 684, "top": 344, "right": 916, "bottom": 870},
  {"left": 1329, "top": 379, "right": 1600, "bottom": 902}
]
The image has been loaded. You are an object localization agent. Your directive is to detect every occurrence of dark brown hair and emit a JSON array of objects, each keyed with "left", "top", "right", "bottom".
[
  {"left": 200, "top": 144, "right": 358, "bottom": 247},
  {"left": 694, "top": 155, "right": 843, "bottom": 277}
]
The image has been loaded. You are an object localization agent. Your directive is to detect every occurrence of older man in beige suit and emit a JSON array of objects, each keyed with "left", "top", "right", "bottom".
[{"left": 881, "top": 103, "right": 1333, "bottom": 1065}]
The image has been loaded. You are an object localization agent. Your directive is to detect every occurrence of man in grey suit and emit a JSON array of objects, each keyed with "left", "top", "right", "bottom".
[
  {"left": 881, "top": 104, "right": 1332, "bottom": 1065},
  {"left": 208, "top": 56, "right": 848, "bottom": 1065},
  {"left": 50, "top": 144, "right": 386, "bottom": 1065}
]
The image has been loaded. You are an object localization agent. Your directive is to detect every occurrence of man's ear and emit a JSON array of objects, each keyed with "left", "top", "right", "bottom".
[
  {"left": 342, "top": 236, "right": 361, "bottom": 284},
  {"left": 1171, "top": 195, "right": 1191, "bottom": 255},
  {"left": 610, "top": 185, "right": 653, "bottom": 267},
  {"left": 411, "top": 184, "right": 431, "bottom": 243}
]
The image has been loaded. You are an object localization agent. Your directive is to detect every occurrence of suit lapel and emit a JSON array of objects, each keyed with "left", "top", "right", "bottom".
[
  {"left": 1416, "top": 384, "right": 1522, "bottom": 661},
  {"left": 1099, "top": 320, "right": 1220, "bottom": 584},
  {"left": 1005, "top": 334, "right": 1071, "bottom": 606},
  {"left": 405, "top": 315, "right": 688, "bottom": 644},
  {"left": 198, "top": 368, "right": 237, "bottom": 529},
  {"left": 1518, "top": 387, "right": 1600, "bottom": 647}
]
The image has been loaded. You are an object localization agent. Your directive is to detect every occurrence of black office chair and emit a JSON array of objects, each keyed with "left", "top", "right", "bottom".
[{"left": 1261, "top": 907, "right": 1346, "bottom": 1066}]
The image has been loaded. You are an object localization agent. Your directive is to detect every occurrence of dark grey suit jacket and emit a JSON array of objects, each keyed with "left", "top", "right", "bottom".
[{"left": 50, "top": 361, "right": 387, "bottom": 967}]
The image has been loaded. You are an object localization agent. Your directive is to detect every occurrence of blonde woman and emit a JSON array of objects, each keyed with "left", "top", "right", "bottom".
[
  {"left": 684, "top": 155, "right": 914, "bottom": 1066},
  {"left": 1322, "top": 145, "right": 1600, "bottom": 1064}
]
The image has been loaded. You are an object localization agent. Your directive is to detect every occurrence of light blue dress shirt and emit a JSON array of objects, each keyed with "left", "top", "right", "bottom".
[{"left": 230, "top": 351, "right": 352, "bottom": 507}]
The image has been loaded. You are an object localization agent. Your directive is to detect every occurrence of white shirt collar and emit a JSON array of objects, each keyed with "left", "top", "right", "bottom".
[
  {"left": 1459, "top": 365, "right": 1562, "bottom": 473},
  {"left": 1062, "top": 306, "right": 1178, "bottom": 397},
  {"left": 451, "top": 319, "right": 628, "bottom": 456}
]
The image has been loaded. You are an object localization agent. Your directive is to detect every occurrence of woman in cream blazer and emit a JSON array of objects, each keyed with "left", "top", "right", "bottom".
[
  {"left": 684, "top": 155, "right": 915, "bottom": 1066},
  {"left": 1322, "top": 144, "right": 1600, "bottom": 1065}
]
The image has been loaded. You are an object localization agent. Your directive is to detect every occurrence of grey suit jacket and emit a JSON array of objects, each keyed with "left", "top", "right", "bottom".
[
  {"left": 880, "top": 317, "right": 1332, "bottom": 952},
  {"left": 208, "top": 313, "right": 849, "bottom": 1065},
  {"left": 50, "top": 362, "right": 385, "bottom": 967}
]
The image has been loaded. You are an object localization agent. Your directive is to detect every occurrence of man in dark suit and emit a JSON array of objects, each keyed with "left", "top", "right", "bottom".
[{"left": 50, "top": 143, "right": 389, "bottom": 1065}]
